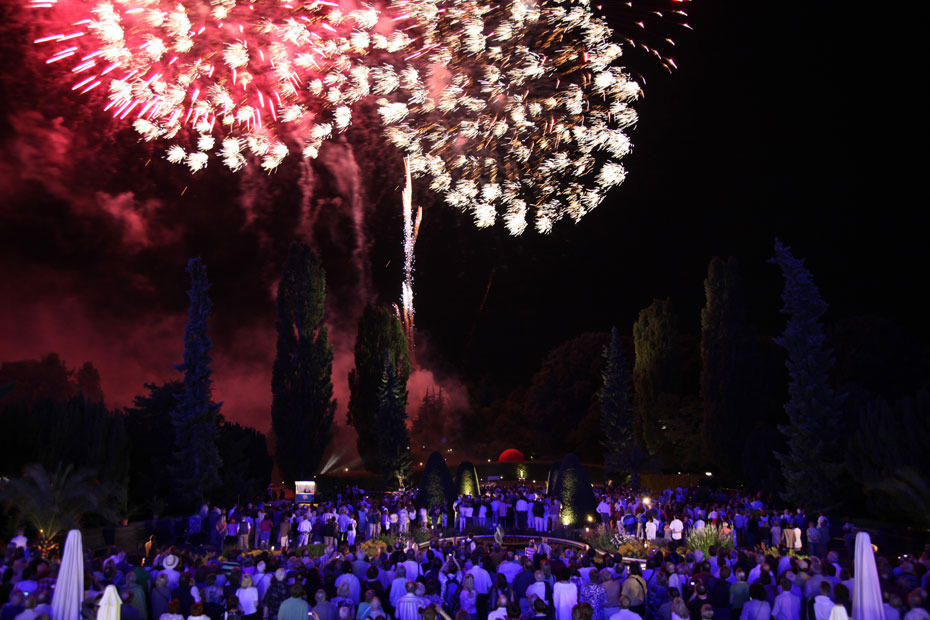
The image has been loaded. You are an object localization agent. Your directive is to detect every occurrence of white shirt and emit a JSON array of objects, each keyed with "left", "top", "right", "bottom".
[
  {"left": 813, "top": 595, "right": 834, "bottom": 620},
  {"left": 10, "top": 535, "right": 27, "bottom": 549},
  {"left": 553, "top": 582, "right": 577, "bottom": 620},
  {"left": 608, "top": 611, "right": 643, "bottom": 620},
  {"left": 669, "top": 519, "right": 684, "bottom": 540},
  {"left": 468, "top": 566, "right": 493, "bottom": 594},
  {"left": 394, "top": 593, "right": 421, "bottom": 620},
  {"left": 645, "top": 521, "right": 657, "bottom": 540},
  {"left": 488, "top": 607, "right": 508, "bottom": 620},
  {"left": 526, "top": 582, "right": 547, "bottom": 603},
  {"left": 236, "top": 587, "right": 259, "bottom": 615}
]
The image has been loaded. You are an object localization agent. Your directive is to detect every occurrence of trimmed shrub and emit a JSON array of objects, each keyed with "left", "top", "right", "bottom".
[
  {"left": 416, "top": 451, "right": 454, "bottom": 509},
  {"left": 547, "top": 460, "right": 562, "bottom": 497},
  {"left": 556, "top": 453, "right": 597, "bottom": 527},
  {"left": 455, "top": 461, "right": 480, "bottom": 497}
]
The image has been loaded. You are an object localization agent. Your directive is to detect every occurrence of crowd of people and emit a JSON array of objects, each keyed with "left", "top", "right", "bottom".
[{"left": 1, "top": 484, "right": 928, "bottom": 620}]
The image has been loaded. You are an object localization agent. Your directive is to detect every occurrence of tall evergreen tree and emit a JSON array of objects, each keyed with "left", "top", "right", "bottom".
[
  {"left": 416, "top": 451, "right": 454, "bottom": 509},
  {"left": 348, "top": 305, "right": 410, "bottom": 471},
  {"left": 455, "top": 461, "right": 480, "bottom": 497},
  {"left": 217, "top": 419, "right": 274, "bottom": 505},
  {"left": 170, "top": 257, "right": 223, "bottom": 509},
  {"left": 599, "top": 327, "right": 634, "bottom": 472},
  {"left": 410, "top": 387, "right": 446, "bottom": 451},
  {"left": 632, "top": 299, "right": 682, "bottom": 453},
  {"left": 124, "top": 382, "right": 181, "bottom": 512},
  {"left": 555, "top": 453, "right": 597, "bottom": 527},
  {"left": 375, "top": 353, "right": 411, "bottom": 489},
  {"left": 770, "top": 239, "right": 843, "bottom": 510},
  {"left": 599, "top": 327, "right": 651, "bottom": 486},
  {"left": 271, "top": 243, "right": 336, "bottom": 482},
  {"left": 700, "top": 257, "right": 757, "bottom": 478}
]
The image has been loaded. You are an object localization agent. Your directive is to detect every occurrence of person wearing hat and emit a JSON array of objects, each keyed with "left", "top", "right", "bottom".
[{"left": 160, "top": 556, "right": 182, "bottom": 588}]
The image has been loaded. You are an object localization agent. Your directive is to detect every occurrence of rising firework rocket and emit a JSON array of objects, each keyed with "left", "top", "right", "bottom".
[{"left": 398, "top": 156, "right": 422, "bottom": 357}]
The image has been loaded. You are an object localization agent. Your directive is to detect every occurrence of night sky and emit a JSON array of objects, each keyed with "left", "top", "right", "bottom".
[{"left": 0, "top": 0, "right": 925, "bottom": 437}]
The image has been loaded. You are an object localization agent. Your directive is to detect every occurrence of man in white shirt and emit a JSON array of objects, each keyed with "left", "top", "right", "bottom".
[
  {"left": 526, "top": 571, "right": 550, "bottom": 606},
  {"left": 394, "top": 582, "right": 422, "bottom": 620},
  {"left": 488, "top": 595, "right": 509, "bottom": 620},
  {"left": 468, "top": 560, "right": 493, "bottom": 595},
  {"left": 515, "top": 497, "right": 529, "bottom": 530},
  {"left": 402, "top": 551, "right": 421, "bottom": 581},
  {"left": 645, "top": 518, "right": 658, "bottom": 541},
  {"left": 813, "top": 581, "right": 834, "bottom": 620},
  {"left": 298, "top": 516, "right": 312, "bottom": 546},
  {"left": 772, "top": 578, "right": 801, "bottom": 620},
  {"left": 10, "top": 530, "right": 27, "bottom": 549},
  {"left": 497, "top": 552, "right": 522, "bottom": 585},
  {"left": 748, "top": 555, "right": 766, "bottom": 584},
  {"left": 389, "top": 566, "right": 409, "bottom": 609},
  {"left": 667, "top": 517, "right": 684, "bottom": 541},
  {"left": 596, "top": 498, "right": 612, "bottom": 525}
]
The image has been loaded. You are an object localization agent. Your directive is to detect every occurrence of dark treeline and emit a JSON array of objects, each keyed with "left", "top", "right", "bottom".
[
  {"left": 0, "top": 356, "right": 273, "bottom": 521},
  {"left": 442, "top": 245, "right": 929, "bottom": 522}
]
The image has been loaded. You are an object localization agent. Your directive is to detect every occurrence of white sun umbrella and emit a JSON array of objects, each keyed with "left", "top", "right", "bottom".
[
  {"left": 853, "top": 531, "right": 883, "bottom": 620},
  {"left": 96, "top": 585, "right": 122, "bottom": 620},
  {"left": 52, "top": 530, "right": 85, "bottom": 620}
]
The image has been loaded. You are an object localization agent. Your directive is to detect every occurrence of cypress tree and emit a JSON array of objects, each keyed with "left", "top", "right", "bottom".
[
  {"left": 633, "top": 299, "right": 681, "bottom": 453},
  {"left": 170, "top": 258, "right": 223, "bottom": 509},
  {"left": 555, "top": 453, "right": 597, "bottom": 527},
  {"left": 599, "top": 327, "right": 635, "bottom": 473},
  {"left": 416, "top": 451, "right": 454, "bottom": 509},
  {"left": 271, "top": 242, "right": 336, "bottom": 482},
  {"left": 700, "top": 257, "right": 757, "bottom": 478},
  {"left": 348, "top": 305, "right": 410, "bottom": 471},
  {"left": 546, "top": 460, "right": 562, "bottom": 497},
  {"left": 770, "top": 239, "right": 843, "bottom": 510},
  {"left": 375, "top": 353, "right": 411, "bottom": 489},
  {"left": 455, "top": 461, "right": 480, "bottom": 497}
]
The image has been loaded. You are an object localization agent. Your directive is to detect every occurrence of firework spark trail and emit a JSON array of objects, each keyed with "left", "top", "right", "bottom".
[
  {"left": 375, "top": 0, "right": 646, "bottom": 235},
  {"left": 32, "top": 0, "right": 689, "bottom": 234},
  {"left": 398, "top": 156, "right": 422, "bottom": 356},
  {"left": 29, "top": 0, "right": 406, "bottom": 172}
]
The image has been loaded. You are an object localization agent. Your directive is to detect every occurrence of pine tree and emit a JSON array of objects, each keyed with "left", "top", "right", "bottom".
[
  {"left": 271, "top": 243, "right": 336, "bottom": 482},
  {"left": 348, "top": 305, "right": 410, "bottom": 471},
  {"left": 770, "top": 239, "right": 843, "bottom": 510},
  {"left": 700, "top": 257, "right": 757, "bottom": 478},
  {"left": 170, "top": 257, "right": 223, "bottom": 509},
  {"left": 375, "top": 353, "right": 411, "bottom": 489},
  {"left": 599, "top": 327, "right": 633, "bottom": 472}
]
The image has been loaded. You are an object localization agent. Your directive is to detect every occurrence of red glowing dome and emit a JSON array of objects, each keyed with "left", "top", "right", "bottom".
[{"left": 498, "top": 449, "right": 526, "bottom": 463}]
